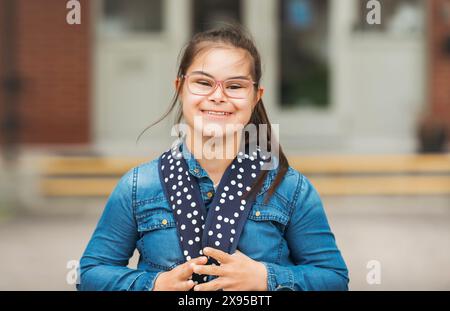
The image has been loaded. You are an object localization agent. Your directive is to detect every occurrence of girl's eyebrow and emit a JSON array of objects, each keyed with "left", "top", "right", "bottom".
[{"left": 190, "top": 70, "right": 250, "bottom": 80}]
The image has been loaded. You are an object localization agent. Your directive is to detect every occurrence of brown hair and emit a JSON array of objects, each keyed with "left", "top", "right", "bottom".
[{"left": 137, "top": 23, "right": 290, "bottom": 204}]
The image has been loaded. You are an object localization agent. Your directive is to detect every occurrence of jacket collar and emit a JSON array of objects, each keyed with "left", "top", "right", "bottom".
[{"left": 179, "top": 137, "right": 278, "bottom": 196}]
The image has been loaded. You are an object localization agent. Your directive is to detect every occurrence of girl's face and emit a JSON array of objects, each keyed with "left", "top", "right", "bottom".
[{"left": 176, "top": 46, "right": 264, "bottom": 139}]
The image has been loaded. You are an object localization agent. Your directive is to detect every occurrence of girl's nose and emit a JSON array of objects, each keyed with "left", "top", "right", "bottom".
[{"left": 208, "top": 83, "right": 227, "bottom": 102}]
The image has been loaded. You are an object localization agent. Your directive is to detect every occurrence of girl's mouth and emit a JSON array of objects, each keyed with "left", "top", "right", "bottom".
[{"left": 200, "top": 110, "right": 233, "bottom": 119}]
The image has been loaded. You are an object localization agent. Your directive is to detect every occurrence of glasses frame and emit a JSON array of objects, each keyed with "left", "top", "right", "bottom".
[{"left": 181, "top": 73, "right": 258, "bottom": 99}]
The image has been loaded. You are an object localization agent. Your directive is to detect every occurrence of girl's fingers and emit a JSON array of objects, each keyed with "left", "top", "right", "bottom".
[
  {"left": 179, "top": 279, "right": 196, "bottom": 291},
  {"left": 194, "top": 277, "right": 226, "bottom": 291},
  {"left": 177, "top": 256, "right": 208, "bottom": 279},
  {"left": 192, "top": 263, "right": 225, "bottom": 277},
  {"left": 203, "top": 247, "right": 232, "bottom": 264},
  {"left": 191, "top": 255, "right": 209, "bottom": 265}
]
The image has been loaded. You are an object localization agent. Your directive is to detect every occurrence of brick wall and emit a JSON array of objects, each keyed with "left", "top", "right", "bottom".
[
  {"left": 428, "top": 0, "right": 450, "bottom": 141},
  {"left": 0, "top": 0, "right": 90, "bottom": 145}
]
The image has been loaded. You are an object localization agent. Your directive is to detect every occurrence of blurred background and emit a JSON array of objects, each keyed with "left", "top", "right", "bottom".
[{"left": 0, "top": 0, "right": 449, "bottom": 290}]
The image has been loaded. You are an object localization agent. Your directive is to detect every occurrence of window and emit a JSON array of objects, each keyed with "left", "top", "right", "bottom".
[
  {"left": 193, "top": 0, "right": 241, "bottom": 34},
  {"left": 279, "top": 0, "right": 330, "bottom": 108},
  {"left": 101, "top": 0, "right": 163, "bottom": 35}
]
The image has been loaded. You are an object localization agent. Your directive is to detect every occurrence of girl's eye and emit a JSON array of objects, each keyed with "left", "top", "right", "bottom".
[
  {"left": 227, "top": 83, "right": 244, "bottom": 90},
  {"left": 226, "top": 79, "right": 250, "bottom": 90},
  {"left": 195, "top": 80, "right": 213, "bottom": 87}
]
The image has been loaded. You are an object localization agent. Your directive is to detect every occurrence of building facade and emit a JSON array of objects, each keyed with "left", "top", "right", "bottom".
[{"left": 1, "top": 0, "right": 448, "bottom": 155}]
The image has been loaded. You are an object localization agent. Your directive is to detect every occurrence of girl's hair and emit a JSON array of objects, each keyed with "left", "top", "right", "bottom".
[{"left": 137, "top": 23, "right": 290, "bottom": 204}]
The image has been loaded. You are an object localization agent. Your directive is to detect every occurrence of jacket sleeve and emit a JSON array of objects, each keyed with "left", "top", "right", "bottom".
[
  {"left": 262, "top": 174, "right": 349, "bottom": 291},
  {"left": 76, "top": 168, "right": 163, "bottom": 291}
]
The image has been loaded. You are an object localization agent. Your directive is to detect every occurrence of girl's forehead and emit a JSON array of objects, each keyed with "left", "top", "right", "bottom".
[{"left": 188, "top": 47, "right": 252, "bottom": 77}]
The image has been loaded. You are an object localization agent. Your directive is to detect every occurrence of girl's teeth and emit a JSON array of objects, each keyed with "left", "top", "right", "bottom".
[{"left": 205, "top": 111, "right": 230, "bottom": 115}]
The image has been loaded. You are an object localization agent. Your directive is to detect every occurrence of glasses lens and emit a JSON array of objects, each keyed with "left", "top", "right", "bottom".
[
  {"left": 223, "top": 79, "right": 252, "bottom": 98},
  {"left": 187, "top": 75, "right": 215, "bottom": 95}
]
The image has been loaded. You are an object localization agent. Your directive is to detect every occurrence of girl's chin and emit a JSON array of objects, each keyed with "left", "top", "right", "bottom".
[
  {"left": 188, "top": 114, "right": 246, "bottom": 137},
  {"left": 202, "top": 127, "right": 237, "bottom": 138}
]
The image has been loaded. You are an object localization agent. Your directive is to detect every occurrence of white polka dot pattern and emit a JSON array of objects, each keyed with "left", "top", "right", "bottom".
[{"left": 159, "top": 141, "right": 271, "bottom": 285}]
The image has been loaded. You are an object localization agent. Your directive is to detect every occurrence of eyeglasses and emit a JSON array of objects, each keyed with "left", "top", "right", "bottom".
[{"left": 181, "top": 73, "right": 258, "bottom": 99}]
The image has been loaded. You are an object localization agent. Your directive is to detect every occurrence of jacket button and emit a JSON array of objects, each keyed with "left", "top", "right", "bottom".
[
  {"left": 161, "top": 219, "right": 168, "bottom": 225},
  {"left": 207, "top": 191, "right": 213, "bottom": 198},
  {"left": 255, "top": 211, "right": 261, "bottom": 217},
  {"left": 194, "top": 168, "right": 200, "bottom": 174}
]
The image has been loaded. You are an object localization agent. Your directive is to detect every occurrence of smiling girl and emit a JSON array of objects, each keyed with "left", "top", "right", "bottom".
[{"left": 77, "top": 24, "right": 349, "bottom": 291}]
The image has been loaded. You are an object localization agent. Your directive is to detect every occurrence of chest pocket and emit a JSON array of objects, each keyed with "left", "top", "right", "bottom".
[
  {"left": 238, "top": 203, "right": 289, "bottom": 262},
  {"left": 247, "top": 203, "right": 289, "bottom": 233},
  {"left": 135, "top": 205, "right": 184, "bottom": 271}
]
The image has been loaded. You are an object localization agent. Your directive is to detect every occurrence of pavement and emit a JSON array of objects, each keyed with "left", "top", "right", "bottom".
[{"left": 0, "top": 195, "right": 449, "bottom": 291}]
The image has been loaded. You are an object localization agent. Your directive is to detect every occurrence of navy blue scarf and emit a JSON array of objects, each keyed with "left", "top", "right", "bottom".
[{"left": 158, "top": 139, "right": 270, "bottom": 285}]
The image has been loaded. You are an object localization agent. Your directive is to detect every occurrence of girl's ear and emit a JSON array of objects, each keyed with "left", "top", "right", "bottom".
[
  {"left": 174, "top": 78, "right": 180, "bottom": 91},
  {"left": 255, "top": 86, "right": 264, "bottom": 107}
]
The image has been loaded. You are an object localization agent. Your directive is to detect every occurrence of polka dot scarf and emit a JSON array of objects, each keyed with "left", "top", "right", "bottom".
[{"left": 158, "top": 140, "right": 271, "bottom": 285}]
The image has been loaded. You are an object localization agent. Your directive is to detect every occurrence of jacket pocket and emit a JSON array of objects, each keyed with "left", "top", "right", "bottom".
[
  {"left": 136, "top": 207, "right": 185, "bottom": 270},
  {"left": 137, "top": 209, "right": 177, "bottom": 231},
  {"left": 247, "top": 203, "right": 289, "bottom": 233},
  {"left": 238, "top": 203, "right": 289, "bottom": 263}
]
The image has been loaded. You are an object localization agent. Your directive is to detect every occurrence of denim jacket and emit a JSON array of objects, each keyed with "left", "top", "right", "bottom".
[{"left": 77, "top": 143, "right": 349, "bottom": 291}]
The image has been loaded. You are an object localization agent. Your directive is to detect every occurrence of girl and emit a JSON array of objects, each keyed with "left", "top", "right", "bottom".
[{"left": 77, "top": 24, "right": 349, "bottom": 291}]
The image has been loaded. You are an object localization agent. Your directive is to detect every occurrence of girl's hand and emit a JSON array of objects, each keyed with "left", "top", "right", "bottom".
[
  {"left": 191, "top": 247, "right": 268, "bottom": 291},
  {"left": 152, "top": 256, "right": 208, "bottom": 291}
]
